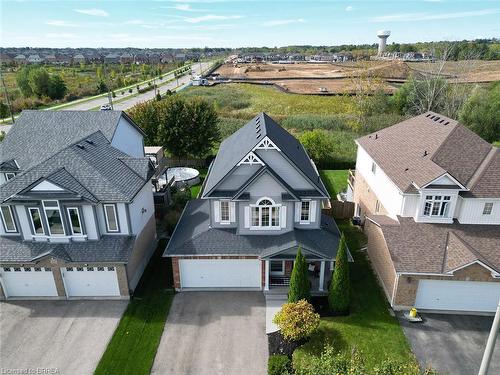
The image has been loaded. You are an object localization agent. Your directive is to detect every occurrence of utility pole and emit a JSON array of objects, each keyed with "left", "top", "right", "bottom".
[
  {"left": 103, "top": 63, "right": 114, "bottom": 109},
  {"left": 0, "top": 65, "right": 15, "bottom": 124},
  {"left": 479, "top": 300, "right": 500, "bottom": 375}
]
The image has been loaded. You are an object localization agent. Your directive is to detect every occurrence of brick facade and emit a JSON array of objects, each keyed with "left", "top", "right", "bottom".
[
  {"left": 352, "top": 171, "right": 387, "bottom": 220},
  {"left": 171, "top": 255, "right": 261, "bottom": 291}
]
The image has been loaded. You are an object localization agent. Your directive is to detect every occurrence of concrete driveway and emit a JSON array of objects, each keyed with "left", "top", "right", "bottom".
[
  {"left": 0, "top": 300, "right": 127, "bottom": 375},
  {"left": 151, "top": 292, "right": 268, "bottom": 375},
  {"left": 398, "top": 313, "right": 500, "bottom": 375}
]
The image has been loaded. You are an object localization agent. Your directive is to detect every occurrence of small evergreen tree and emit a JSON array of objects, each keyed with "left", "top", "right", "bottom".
[
  {"left": 328, "top": 233, "right": 350, "bottom": 314},
  {"left": 288, "top": 248, "right": 310, "bottom": 302}
]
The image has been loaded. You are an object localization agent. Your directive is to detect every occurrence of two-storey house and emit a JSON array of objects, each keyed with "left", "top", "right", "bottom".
[
  {"left": 164, "top": 113, "right": 343, "bottom": 293},
  {"left": 348, "top": 112, "right": 500, "bottom": 313},
  {"left": 0, "top": 110, "right": 156, "bottom": 299}
]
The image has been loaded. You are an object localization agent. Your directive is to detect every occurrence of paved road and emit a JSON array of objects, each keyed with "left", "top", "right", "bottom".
[
  {"left": 0, "top": 300, "right": 127, "bottom": 375},
  {"left": 63, "top": 62, "right": 210, "bottom": 111},
  {"left": 398, "top": 313, "right": 500, "bottom": 375},
  {"left": 151, "top": 292, "right": 268, "bottom": 375}
]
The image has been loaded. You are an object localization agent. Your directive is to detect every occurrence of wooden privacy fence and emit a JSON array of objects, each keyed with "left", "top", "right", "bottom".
[
  {"left": 163, "top": 157, "right": 206, "bottom": 168},
  {"left": 324, "top": 200, "right": 355, "bottom": 219}
]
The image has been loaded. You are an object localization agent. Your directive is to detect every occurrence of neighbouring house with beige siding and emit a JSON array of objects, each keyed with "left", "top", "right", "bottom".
[
  {"left": 0, "top": 110, "right": 157, "bottom": 300},
  {"left": 347, "top": 112, "right": 500, "bottom": 314}
]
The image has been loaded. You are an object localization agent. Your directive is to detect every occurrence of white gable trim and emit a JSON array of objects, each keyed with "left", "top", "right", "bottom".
[
  {"left": 252, "top": 136, "right": 280, "bottom": 151},
  {"left": 446, "top": 260, "right": 500, "bottom": 277},
  {"left": 30, "top": 180, "right": 65, "bottom": 192},
  {"left": 421, "top": 173, "right": 467, "bottom": 190},
  {"left": 237, "top": 151, "right": 265, "bottom": 166}
]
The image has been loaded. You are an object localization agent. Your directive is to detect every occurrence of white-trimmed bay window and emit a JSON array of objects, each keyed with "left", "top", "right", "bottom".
[
  {"left": 42, "top": 200, "right": 65, "bottom": 235},
  {"left": 67, "top": 207, "right": 83, "bottom": 235},
  {"left": 0, "top": 205, "right": 17, "bottom": 233},
  {"left": 422, "top": 195, "right": 451, "bottom": 217},
  {"left": 104, "top": 204, "right": 119, "bottom": 232},
  {"left": 28, "top": 207, "right": 45, "bottom": 235},
  {"left": 250, "top": 197, "right": 280, "bottom": 229}
]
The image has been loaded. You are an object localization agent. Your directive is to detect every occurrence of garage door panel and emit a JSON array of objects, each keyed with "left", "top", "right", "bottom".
[
  {"left": 415, "top": 280, "right": 500, "bottom": 312},
  {"left": 180, "top": 259, "right": 261, "bottom": 288},
  {"left": 62, "top": 266, "right": 120, "bottom": 297},
  {"left": 1, "top": 267, "right": 58, "bottom": 297}
]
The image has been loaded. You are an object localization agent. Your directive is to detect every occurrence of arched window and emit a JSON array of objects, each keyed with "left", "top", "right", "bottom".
[{"left": 251, "top": 197, "right": 280, "bottom": 228}]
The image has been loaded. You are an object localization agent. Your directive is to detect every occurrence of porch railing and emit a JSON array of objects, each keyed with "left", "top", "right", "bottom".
[{"left": 270, "top": 276, "right": 291, "bottom": 286}]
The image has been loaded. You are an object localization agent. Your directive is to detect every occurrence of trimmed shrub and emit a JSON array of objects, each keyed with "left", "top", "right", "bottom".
[
  {"left": 288, "top": 248, "right": 310, "bottom": 302},
  {"left": 268, "top": 355, "right": 291, "bottom": 375},
  {"left": 328, "top": 233, "right": 350, "bottom": 314},
  {"left": 273, "top": 300, "right": 320, "bottom": 342}
]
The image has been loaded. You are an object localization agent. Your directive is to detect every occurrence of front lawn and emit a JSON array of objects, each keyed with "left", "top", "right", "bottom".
[
  {"left": 94, "top": 240, "right": 174, "bottom": 375},
  {"left": 319, "top": 170, "right": 349, "bottom": 198},
  {"left": 293, "top": 219, "right": 417, "bottom": 370}
]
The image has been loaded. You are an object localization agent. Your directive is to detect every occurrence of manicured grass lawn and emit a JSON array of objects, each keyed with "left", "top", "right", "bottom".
[
  {"left": 94, "top": 240, "right": 174, "bottom": 375},
  {"left": 293, "top": 220, "right": 416, "bottom": 370},
  {"left": 319, "top": 170, "right": 349, "bottom": 198}
]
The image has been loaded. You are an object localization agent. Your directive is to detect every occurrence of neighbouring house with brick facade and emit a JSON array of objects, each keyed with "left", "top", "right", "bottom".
[
  {"left": 164, "top": 113, "right": 343, "bottom": 293},
  {"left": 347, "top": 111, "right": 500, "bottom": 314},
  {"left": 0, "top": 110, "right": 157, "bottom": 299}
]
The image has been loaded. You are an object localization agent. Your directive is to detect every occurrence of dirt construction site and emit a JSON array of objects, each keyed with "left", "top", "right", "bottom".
[{"left": 212, "top": 60, "right": 500, "bottom": 95}]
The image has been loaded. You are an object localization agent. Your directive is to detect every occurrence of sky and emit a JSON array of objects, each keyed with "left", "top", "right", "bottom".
[{"left": 1, "top": 0, "right": 499, "bottom": 48}]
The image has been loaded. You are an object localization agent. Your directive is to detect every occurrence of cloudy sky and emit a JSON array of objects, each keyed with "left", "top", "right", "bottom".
[{"left": 1, "top": 0, "right": 499, "bottom": 48}]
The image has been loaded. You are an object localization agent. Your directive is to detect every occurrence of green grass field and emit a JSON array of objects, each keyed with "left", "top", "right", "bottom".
[
  {"left": 320, "top": 170, "right": 349, "bottom": 198},
  {"left": 94, "top": 241, "right": 174, "bottom": 375}
]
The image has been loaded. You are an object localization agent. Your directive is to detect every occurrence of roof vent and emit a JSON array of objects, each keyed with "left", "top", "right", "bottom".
[
  {"left": 426, "top": 113, "right": 431, "bottom": 117},
  {"left": 434, "top": 117, "right": 440, "bottom": 122},
  {"left": 404, "top": 168, "right": 409, "bottom": 172},
  {"left": 444, "top": 121, "right": 450, "bottom": 125},
  {"left": 430, "top": 115, "right": 435, "bottom": 119},
  {"left": 76, "top": 144, "right": 85, "bottom": 150},
  {"left": 85, "top": 139, "right": 94, "bottom": 145},
  {"left": 439, "top": 119, "right": 444, "bottom": 123},
  {"left": 375, "top": 133, "right": 378, "bottom": 139},
  {"left": 423, "top": 150, "right": 428, "bottom": 157},
  {"left": 256, "top": 133, "right": 262, "bottom": 139}
]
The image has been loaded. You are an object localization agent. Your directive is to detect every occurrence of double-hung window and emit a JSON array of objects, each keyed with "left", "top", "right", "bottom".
[
  {"left": 28, "top": 207, "right": 45, "bottom": 235},
  {"left": 0, "top": 205, "right": 17, "bottom": 233},
  {"left": 42, "top": 200, "right": 65, "bottom": 235},
  {"left": 251, "top": 198, "right": 280, "bottom": 229},
  {"left": 220, "top": 201, "right": 230, "bottom": 223},
  {"left": 67, "top": 207, "right": 83, "bottom": 235},
  {"left": 422, "top": 195, "right": 451, "bottom": 217},
  {"left": 104, "top": 204, "right": 119, "bottom": 232},
  {"left": 300, "top": 201, "right": 310, "bottom": 222}
]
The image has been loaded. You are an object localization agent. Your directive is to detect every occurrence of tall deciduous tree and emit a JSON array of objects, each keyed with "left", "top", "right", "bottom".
[
  {"left": 28, "top": 68, "right": 51, "bottom": 98},
  {"left": 328, "top": 233, "right": 350, "bottom": 314},
  {"left": 48, "top": 75, "right": 67, "bottom": 100},
  {"left": 288, "top": 248, "right": 311, "bottom": 303}
]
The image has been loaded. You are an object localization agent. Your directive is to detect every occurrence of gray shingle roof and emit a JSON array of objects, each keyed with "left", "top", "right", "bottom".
[
  {"left": 0, "top": 110, "right": 143, "bottom": 172},
  {"left": 0, "top": 235, "right": 136, "bottom": 263},
  {"left": 0, "top": 131, "right": 153, "bottom": 203},
  {"left": 368, "top": 215, "right": 500, "bottom": 274},
  {"left": 202, "top": 113, "right": 328, "bottom": 197},
  {"left": 163, "top": 199, "right": 342, "bottom": 259},
  {"left": 356, "top": 112, "right": 494, "bottom": 192}
]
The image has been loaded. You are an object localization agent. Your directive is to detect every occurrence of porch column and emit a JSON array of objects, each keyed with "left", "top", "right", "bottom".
[
  {"left": 264, "top": 260, "right": 270, "bottom": 291},
  {"left": 319, "top": 261, "right": 325, "bottom": 291}
]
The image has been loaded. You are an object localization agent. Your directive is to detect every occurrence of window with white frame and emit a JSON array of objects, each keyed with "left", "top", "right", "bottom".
[
  {"left": 42, "top": 200, "right": 65, "bottom": 235},
  {"left": 300, "top": 201, "right": 310, "bottom": 222},
  {"left": 220, "top": 201, "right": 230, "bottom": 223},
  {"left": 28, "top": 207, "right": 45, "bottom": 235},
  {"left": 67, "top": 207, "right": 83, "bottom": 235},
  {"left": 104, "top": 204, "right": 119, "bottom": 232},
  {"left": 0, "top": 205, "right": 17, "bottom": 233},
  {"left": 422, "top": 195, "right": 451, "bottom": 217},
  {"left": 250, "top": 198, "right": 280, "bottom": 229},
  {"left": 5, "top": 172, "right": 16, "bottom": 181},
  {"left": 270, "top": 260, "right": 284, "bottom": 275},
  {"left": 483, "top": 202, "right": 493, "bottom": 215},
  {"left": 371, "top": 162, "right": 377, "bottom": 174}
]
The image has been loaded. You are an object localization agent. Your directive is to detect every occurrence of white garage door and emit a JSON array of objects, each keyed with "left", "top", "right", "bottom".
[
  {"left": 0, "top": 267, "right": 58, "bottom": 297},
  {"left": 415, "top": 280, "right": 500, "bottom": 313},
  {"left": 61, "top": 266, "right": 120, "bottom": 297},
  {"left": 180, "top": 259, "right": 261, "bottom": 289}
]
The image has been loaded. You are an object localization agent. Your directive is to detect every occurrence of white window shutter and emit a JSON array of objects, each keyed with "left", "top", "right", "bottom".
[
  {"left": 310, "top": 200, "right": 317, "bottom": 222},
  {"left": 230, "top": 201, "right": 236, "bottom": 222},
  {"left": 294, "top": 202, "right": 300, "bottom": 222},
  {"left": 214, "top": 201, "right": 220, "bottom": 222},
  {"left": 244, "top": 206, "right": 250, "bottom": 228},
  {"left": 280, "top": 206, "right": 287, "bottom": 228}
]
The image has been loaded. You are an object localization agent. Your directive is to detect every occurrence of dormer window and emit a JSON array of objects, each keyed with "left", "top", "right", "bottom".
[
  {"left": 250, "top": 198, "right": 280, "bottom": 229},
  {"left": 423, "top": 195, "right": 451, "bottom": 217}
]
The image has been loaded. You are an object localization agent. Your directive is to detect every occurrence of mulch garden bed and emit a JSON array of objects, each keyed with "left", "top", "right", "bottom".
[{"left": 268, "top": 331, "right": 306, "bottom": 357}]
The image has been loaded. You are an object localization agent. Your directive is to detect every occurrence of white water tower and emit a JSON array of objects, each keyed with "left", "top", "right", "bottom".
[{"left": 377, "top": 30, "right": 391, "bottom": 55}]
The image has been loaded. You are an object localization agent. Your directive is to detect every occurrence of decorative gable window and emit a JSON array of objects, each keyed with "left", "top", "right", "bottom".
[
  {"left": 483, "top": 202, "right": 493, "bottom": 215},
  {"left": 423, "top": 195, "right": 451, "bottom": 217},
  {"left": 237, "top": 151, "right": 264, "bottom": 166},
  {"left": 248, "top": 197, "right": 282, "bottom": 229},
  {"left": 0, "top": 205, "right": 17, "bottom": 233}
]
